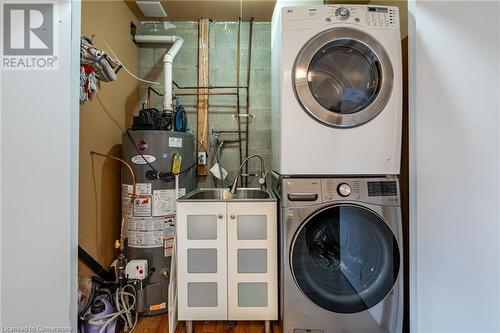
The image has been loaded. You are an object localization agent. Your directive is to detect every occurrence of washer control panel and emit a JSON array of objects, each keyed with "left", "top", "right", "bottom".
[
  {"left": 368, "top": 181, "right": 398, "bottom": 196},
  {"left": 337, "top": 183, "right": 352, "bottom": 197},
  {"left": 324, "top": 179, "right": 361, "bottom": 201},
  {"left": 321, "top": 178, "right": 399, "bottom": 206},
  {"left": 282, "top": 178, "right": 400, "bottom": 207}
]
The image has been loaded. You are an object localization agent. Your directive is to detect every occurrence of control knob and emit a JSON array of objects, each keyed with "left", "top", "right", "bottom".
[
  {"left": 335, "top": 7, "right": 350, "bottom": 20},
  {"left": 337, "top": 183, "right": 351, "bottom": 197}
]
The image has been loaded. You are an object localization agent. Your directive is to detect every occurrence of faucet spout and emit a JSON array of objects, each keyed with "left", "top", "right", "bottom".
[{"left": 230, "top": 154, "right": 267, "bottom": 194}]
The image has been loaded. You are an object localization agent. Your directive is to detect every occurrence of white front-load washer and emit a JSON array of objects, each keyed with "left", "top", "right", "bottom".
[{"left": 271, "top": 5, "right": 402, "bottom": 176}]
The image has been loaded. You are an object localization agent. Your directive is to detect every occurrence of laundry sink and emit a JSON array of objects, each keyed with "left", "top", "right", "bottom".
[
  {"left": 179, "top": 188, "right": 275, "bottom": 201},
  {"left": 182, "top": 189, "right": 226, "bottom": 200},
  {"left": 232, "top": 189, "right": 271, "bottom": 200},
  {"left": 176, "top": 187, "right": 278, "bottom": 321}
]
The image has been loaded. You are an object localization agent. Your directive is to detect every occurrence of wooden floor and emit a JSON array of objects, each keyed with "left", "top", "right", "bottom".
[{"left": 134, "top": 315, "right": 281, "bottom": 333}]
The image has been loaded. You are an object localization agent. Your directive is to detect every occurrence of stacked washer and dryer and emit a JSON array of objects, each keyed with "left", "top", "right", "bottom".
[{"left": 271, "top": 4, "right": 403, "bottom": 333}]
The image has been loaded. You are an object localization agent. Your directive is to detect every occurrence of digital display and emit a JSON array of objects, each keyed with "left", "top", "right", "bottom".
[
  {"left": 368, "top": 181, "right": 397, "bottom": 196},
  {"left": 368, "top": 7, "right": 388, "bottom": 13}
]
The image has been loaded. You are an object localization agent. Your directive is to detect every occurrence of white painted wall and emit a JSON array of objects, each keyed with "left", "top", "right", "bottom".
[
  {"left": 0, "top": 1, "right": 79, "bottom": 330},
  {"left": 409, "top": 1, "right": 500, "bottom": 332}
]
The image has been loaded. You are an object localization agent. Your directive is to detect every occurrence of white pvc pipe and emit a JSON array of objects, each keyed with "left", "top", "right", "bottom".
[{"left": 133, "top": 34, "right": 185, "bottom": 111}]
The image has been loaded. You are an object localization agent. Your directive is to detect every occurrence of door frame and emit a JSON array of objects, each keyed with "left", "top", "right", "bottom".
[{"left": 70, "top": 1, "right": 81, "bottom": 330}]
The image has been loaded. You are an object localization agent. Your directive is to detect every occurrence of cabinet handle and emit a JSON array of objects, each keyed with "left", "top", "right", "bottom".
[
  {"left": 218, "top": 214, "right": 223, "bottom": 219},
  {"left": 230, "top": 214, "right": 235, "bottom": 219}
]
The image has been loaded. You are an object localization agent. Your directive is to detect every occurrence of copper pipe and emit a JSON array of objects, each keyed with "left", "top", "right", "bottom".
[
  {"left": 218, "top": 140, "right": 243, "bottom": 144},
  {"left": 236, "top": 18, "right": 243, "bottom": 184},
  {"left": 147, "top": 87, "right": 164, "bottom": 108},
  {"left": 90, "top": 151, "right": 136, "bottom": 253},
  {"left": 244, "top": 18, "right": 254, "bottom": 187},
  {"left": 175, "top": 92, "right": 238, "bottom": 96},
  {"left": 212, "top": 129, "right": 247, "bottom": 134},
  {"left": 173, "top": 81, "right": 248, "bottom": 90}
]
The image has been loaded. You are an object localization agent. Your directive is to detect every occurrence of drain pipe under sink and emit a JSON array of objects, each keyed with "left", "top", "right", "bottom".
[{"left": 133, "top": 34, "right": 184, "bottom": 112}]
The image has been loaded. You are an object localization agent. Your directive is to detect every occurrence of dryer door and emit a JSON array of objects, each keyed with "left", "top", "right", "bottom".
[
  {"left": 293, "top": 28, "right": 393, "bottom": 128},
  {"left": 290, "top": 204, "right": 400, "bottom": 314}
]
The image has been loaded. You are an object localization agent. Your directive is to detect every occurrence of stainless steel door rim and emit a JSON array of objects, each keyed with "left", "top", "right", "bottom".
[
  {"left": 289, "top": 203, "right": 401, "bottom": 314},
  {"left": 293, "top": 27, "right": 394, "bottom": 128}
]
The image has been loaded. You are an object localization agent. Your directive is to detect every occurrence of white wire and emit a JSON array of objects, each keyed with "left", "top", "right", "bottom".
[
  {"left": 92, "top": 35, "right": 161, "bottom": 86},
  {"left": 120, "top": 285, "right": 136, "bottom": 331},
  {"left": 87, "top": 285, "right": 138, "bottom": 333}
]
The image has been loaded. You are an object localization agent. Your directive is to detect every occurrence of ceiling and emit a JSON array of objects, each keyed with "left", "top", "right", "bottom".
[
  {"left": 125, "top": 0, "right": 377, "bottom": 22},
  {"left": 126, "top": 0, "right": 276, "bottom": 22}
]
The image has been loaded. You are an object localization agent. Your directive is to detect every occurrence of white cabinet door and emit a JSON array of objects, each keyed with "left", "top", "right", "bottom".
[
  {"left": 227, "top": 201, "right": 278, "bottom": 320},
  {"left": 177, "top": 202, "right": 227, "bottom": 320}
]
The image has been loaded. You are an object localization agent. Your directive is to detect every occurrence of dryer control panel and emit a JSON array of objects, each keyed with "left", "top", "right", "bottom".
[
  {"left": 365, "top": 6, "right": 399, "bottom": 28},
  {"left": 282, "top": 5, "right": 400, "bottom": 30},
  {"left": 326, "top": 5, "right": 399, "bottom": 28}
]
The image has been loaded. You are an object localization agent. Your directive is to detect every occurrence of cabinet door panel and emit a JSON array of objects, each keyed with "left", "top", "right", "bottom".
[
  {"left": 227, "top": 202, "right": 278, "bottom": 320},
  {"left": 237, "top": 215, "right": 267, "bottom": 239},
  {"left": 238, "top": 282, "right": 268, "bottom": 307},
  {"left": 237, "top": 249, "right": 267, "bottom": 273},
  {"left": 187, "top": 215, "right": 218, "bottom": 239},
  {"left": 177, "top": 202, "right": 227, "bottom": 320}
]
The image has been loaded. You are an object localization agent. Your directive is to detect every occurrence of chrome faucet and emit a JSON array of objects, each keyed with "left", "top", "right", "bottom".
[{"left": 230, "top": 154, "right": 267, "bottom": 194}]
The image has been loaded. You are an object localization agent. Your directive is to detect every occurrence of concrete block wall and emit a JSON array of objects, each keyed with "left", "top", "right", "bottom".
[
  {"left": 138, "top": 21, "right": 271, "bottom": 188},
  {"left": 138, "top": 21, "right": 199, "bottom": 123}
]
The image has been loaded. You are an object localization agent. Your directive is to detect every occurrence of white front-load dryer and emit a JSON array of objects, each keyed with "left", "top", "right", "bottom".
[{"left": 271, "top": 5, "right": 402, "bottom": 176}]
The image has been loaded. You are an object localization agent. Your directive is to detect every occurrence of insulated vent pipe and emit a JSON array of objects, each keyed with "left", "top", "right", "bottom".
[{"left": 133, "top": 34, "right": 184, "bottom": 111}]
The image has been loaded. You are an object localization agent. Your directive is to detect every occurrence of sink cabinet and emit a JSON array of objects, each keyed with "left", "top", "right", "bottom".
[
  {"left": 176, "top": 200, "right": 277, "bottom": 321},
  {"left": 177, "top": 202, "right": 227, "bottom": 320}
]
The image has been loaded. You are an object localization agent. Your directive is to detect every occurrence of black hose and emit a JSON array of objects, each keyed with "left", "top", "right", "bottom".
[
  {"left": 78, "top": 281, "right": 97, "bottom": 320},
  {"left": 78, "top": 246, "right": 115, "bottom": 281}
]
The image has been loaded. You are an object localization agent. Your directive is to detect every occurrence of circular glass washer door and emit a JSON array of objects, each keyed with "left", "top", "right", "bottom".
[
  {"left": 293, "top": 28, "right": 393, "bottom": 128},
  {"left": 290, "top": 205, "right": 400, "bottom": 314}
]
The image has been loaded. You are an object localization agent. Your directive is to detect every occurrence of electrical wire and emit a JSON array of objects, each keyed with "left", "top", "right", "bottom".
[
  {"left": 90, "top": 151, "right": 137, "bottom": 252},
  {"left": 92, "top": 35, "right": 160, "bottom": 86},
  {"left": 87, "top": 284, "right": 138, "bottom": 333},
  {"left": 117, "top": 285, "right": 137, "bottom": 333}
]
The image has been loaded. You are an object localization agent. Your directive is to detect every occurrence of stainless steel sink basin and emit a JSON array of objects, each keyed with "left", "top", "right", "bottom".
[
  {"left": 179, "top": 188, "right": 275, "bottom": 201},
  {"left": 232, "top": 189, "right": 270, "bottom": 200},
  {"left": 182, "top": 189, "right": 226, "bottom": 200}
]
